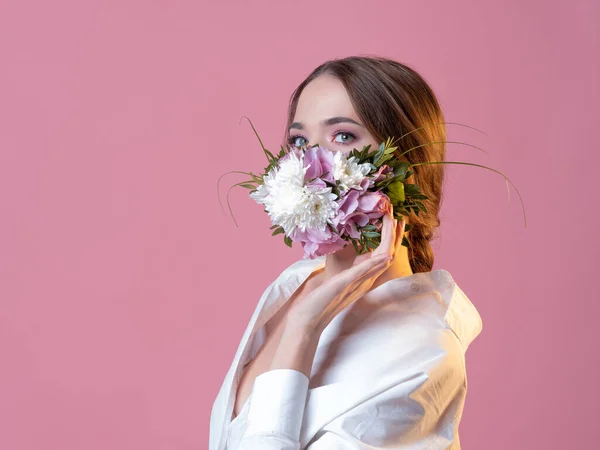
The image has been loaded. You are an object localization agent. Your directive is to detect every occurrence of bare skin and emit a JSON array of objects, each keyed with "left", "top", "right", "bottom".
[{"left": 232, "top": 74, "right": 414, "bottom": 419}]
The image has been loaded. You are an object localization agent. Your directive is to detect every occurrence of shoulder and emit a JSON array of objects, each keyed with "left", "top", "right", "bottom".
[
  {"left": 314, "top": 269, "right": 482, "bottom": 384},
  {"left": 304, "top": 272, "right": 479, "bottom": 447},
  {"left": 364, "top": 268, "right": 483, "bottom": 352}
]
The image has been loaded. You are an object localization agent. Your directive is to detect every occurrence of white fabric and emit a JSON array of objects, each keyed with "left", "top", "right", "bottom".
[{"left": 209, "top": 255, "right": 483, "bottom": 450}]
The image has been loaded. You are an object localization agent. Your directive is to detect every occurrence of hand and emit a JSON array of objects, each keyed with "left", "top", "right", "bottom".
[{"left": 286, "top": 209, "right": 407, "bottom": 335}]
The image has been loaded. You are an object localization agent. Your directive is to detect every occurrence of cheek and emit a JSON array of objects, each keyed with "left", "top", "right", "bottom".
[{"left": 345, "top": 138, "right": 375, "bottom": 154}]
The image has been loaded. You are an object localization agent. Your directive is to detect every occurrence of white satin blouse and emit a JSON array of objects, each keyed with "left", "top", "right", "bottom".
[{"left": 209, "top": 255, "right": 483, "bottom": 449}]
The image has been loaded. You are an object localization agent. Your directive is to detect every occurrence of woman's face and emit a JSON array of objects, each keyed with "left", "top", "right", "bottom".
[{"left": 288, "top": 74, "right": 380, "bottom": 155}]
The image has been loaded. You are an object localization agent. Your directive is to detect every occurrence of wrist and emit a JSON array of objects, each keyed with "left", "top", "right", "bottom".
[{"left": 268, "top": 321, "right": 321, "bottom": 378}]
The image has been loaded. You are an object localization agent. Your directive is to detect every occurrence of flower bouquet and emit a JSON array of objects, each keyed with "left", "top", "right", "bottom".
[{"left": 218, "top": 118, "right": 526, "bottom": 260}]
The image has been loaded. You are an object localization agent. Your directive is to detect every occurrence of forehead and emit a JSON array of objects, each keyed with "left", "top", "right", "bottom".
[{"left": 293, "top": 75, "right": 359, "bottom": 124}]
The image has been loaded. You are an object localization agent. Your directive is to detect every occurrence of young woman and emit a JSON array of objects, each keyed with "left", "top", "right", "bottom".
[{"left": 209, "top": 56, "right": 483, "bottom": 450}]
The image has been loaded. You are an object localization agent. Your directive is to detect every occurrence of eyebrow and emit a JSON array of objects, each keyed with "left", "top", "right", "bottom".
[{"left": 289, "top": 116, "right": 364, "bottom": 130}]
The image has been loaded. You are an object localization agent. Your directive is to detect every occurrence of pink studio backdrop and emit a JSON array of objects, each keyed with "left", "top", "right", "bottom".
[{"left": 0, "top": 1, "right": 597, "bottom": 449}]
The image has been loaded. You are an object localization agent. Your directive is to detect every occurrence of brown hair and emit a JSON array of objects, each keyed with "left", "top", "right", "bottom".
[{"left": 282, "top": 56, "right": 446, "bottom": 274}]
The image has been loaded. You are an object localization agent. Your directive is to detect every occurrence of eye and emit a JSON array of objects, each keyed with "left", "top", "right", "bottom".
[
  {"left": 287, "top": 135, "right": 308, "bottom": 148},
  {"left": 333, "top": 131, "right": 356, "bottom": 144}
]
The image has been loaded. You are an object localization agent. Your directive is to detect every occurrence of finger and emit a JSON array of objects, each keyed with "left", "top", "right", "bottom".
[
  {"left": 340, "top": 253, "right": 389, "bottom": 286},
  {"left": 396, "top": 216, "right": 407, "bottom": 248},
  {"left": 373, "top": 211, "right": 395, "bottom": 259},
  {"left": 345, "top": 255, "right": 391, "bottom": 294},
  {"left": 356, "top": 255, "right": 390, "bottom": 283},
  {"left": 370, "top": 213, "right": 389, "bottom": 259},
  {"left": 399, "top": 216, "right": 406, "bottom": 240},
  {"left": 390, "top": 214, "right": 398, "bottom": 257}
]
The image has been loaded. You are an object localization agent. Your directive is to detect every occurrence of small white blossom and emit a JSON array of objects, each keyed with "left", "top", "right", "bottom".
[{"left": 332, "top": 151, "right": 372, "bottom": 192}]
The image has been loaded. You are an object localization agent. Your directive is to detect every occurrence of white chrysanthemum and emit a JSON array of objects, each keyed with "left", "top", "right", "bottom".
[
  {"left": 249, "top": 165, "right": 279, "bottom": 205},
  {"left": 332, "top": 151, "right": 372, "bottom": 191},
  {"left": 249, "top": 151, "right": 339, "bottom": 235},
  {"left": 276, "top": 150, "right": 306, "bottom": 187},
  {"left": 287, "top": 182, "right": 339, "bottom": 233}
]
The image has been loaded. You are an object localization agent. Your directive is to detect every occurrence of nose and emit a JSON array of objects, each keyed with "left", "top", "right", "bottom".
[{"left": 307, "top": 138, "right": 326, "bottom": 149}]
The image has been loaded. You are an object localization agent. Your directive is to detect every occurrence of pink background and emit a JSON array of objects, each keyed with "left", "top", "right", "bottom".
[{"left": 0, "top": 1, "right": 597, "bottom": 449}]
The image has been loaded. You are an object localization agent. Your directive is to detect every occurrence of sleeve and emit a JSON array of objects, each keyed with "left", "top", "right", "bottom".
[
  {"left": 236, "top": 369, "right": 310, "bottom": 450},
  {"left": 235, "top": 329, "right": 468, "bottom": 450}
]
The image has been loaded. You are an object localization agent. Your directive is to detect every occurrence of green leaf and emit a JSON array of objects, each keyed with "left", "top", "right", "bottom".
[
  {"left": 387, "top": 180, "right": 406, "bottom": 203},
  {"left": 378, "top": 154, "right": 394, "bottom": 165},
  {"left": 393, "top": 162, "right": 410, "bottom": 179},
  {"left": 408, "top": 194, "right": 428, "bottom": 200},
  {"left": 414, "top": 201, "right": 428, "bottom": 213},
  {"left": 403, "top": 184, "right": 420, "bottom": 195},
  {"left": 365, "top": 239, "right": 378, "bottom": 249},
  {"left": 372, "top": 147, "right": 385, "bottom": 165},
  {"left": 272, "top": 227, "right": 285, "bottom": 236},
  {"left": 283, "top": 235, "right": 293, "bottom": 247},
  {"left": 362, "top": 231, "right": 381, "bottom": 239},
  {"left": 240, "top": 116, "right": 276, "bottom": 164}
]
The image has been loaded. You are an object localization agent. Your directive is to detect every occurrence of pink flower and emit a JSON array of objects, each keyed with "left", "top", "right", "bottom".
[
  {"left": 357, "top": 191, "right": 391, "bottom": 219},
  {"left": 356, "top": 176, "right": 372, "bottom": 192},
  {"left": 331, "top": 190, "right": 369, "bottom": 239},
  {"left": 303, "top": 146, "right": 335, "bottom": 183},
  {"left": 279, "top": 147, "right": 303, "bottom": 163},
  {"left": 330, "top": 189, "right": 390, "bottom": 240},
  {"left": 372, "top": 164, "right": 394, "bottom": 183},
  {"left": 292, "top": 226, "right": 347, "bottom": 259}
]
